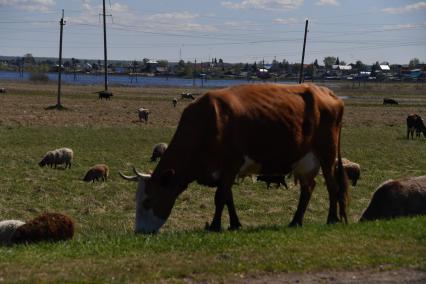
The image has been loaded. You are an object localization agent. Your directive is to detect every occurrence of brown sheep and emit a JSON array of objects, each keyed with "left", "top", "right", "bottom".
[
  {"left": 83, "top": 164, "right": 109, "bottom": 182},
  {"left": 360, "top": 175, "right": 426, "bottom": 221},
  {"left": 10, "top": 212, "right": 75, "bottom": 244}
]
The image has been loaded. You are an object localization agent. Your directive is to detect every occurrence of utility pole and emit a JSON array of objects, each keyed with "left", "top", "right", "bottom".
[
  {"left": 102, "top": 0, "right": 109, "bottom": 92},
  {"left": 193, "top": 58, "right": 196, "bottom": 87},
  {"left": 56, "top": 9, "right": 65, "bottom": 109},
  {"left": 299, "top": 19, "right": 309, "bottom": 84}
]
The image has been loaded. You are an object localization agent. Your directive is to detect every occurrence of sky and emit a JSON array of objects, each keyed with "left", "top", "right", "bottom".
[{"left": 0, "top": 0, "right": 425, "bottom": 65}]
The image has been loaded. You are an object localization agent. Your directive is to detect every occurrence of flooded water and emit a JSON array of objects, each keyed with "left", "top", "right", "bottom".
[{"left": 0, "top": 71, "right": 295, "bottom": 88}]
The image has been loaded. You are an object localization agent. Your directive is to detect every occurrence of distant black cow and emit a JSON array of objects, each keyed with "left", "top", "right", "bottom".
[
  {"left": 98, "top": 91, "right": 113, "bottom": 100},
  {"left": 383, "top": 98, "right": 398, "bottom": 105},
  {"left": 257, "top": 175, "right": 288, "bottom": 189},
  {"left": 406, "top": 114, "right": 426, "bottom": 139},
  {"left": 0, "top": 87, "right": 6, "bottom": 93}
]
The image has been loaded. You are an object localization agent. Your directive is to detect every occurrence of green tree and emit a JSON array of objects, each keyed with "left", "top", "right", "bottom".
[
  {"left": 323, "top": 56, "right": 336, "bottom": 68},
  {"left": 409, "top": 58, "right": 420, "bottom": 68}
]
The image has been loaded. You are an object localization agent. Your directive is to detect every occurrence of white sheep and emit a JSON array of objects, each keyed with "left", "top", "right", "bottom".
[
  {"left": 39, "top": 147, "right": 74, "bottom": 169},
  {"left": 341, "top": 158, "right": 361, "bottom": 186}
]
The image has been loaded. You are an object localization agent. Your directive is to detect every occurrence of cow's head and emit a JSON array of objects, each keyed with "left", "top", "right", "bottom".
[{"left": 119, "top": 167, "right": 180, "bottom": 234}]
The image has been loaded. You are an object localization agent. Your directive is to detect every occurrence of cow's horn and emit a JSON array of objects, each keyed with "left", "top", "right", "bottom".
[
  {"left": 118, "top": 171, "right": 138, "bottom": 181},
  {"left": 132, "top": 166, "right": 151, "bottom": 179}
]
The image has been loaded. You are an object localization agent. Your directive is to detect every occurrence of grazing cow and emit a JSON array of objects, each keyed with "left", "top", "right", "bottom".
[
  {"left": 98, "top": 91, "right": 113, "bottom": 100},
  {"left": 120, "top": 83, "right": 348, "bottom": 234},
  {"left": 138, "top": 108, "right": 150, "bottom": 123},
  {"left": 257, "top": 175, "right": 288, "bottom": 189},
  {"left": 83, "top": 164, "right": 109, "bottom": 182},
  {"left": 181, "top": 92, "right": 195, "bottom": 100},
  {"left": 406, "top": 114, "right": 426, "bottom": 139},
  {"left": 383, "top": 98, "right": 398, "bottom": 105},
  {"left": 151, "top": 143, "right": 168, "bottom": 162},
  {"left": 0, "top": 87, "right": 6, "bottom": 93},
  {"left": 172, "top": 98, "right": 178, "bottom": 108},
  {"left": 360, "top": 175, "right": 426, "bottom": 221}
]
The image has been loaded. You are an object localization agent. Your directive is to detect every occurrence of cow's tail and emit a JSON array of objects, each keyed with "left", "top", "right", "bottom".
[{"left": 336, "top": 125, "right": 349, "bottom": 223}]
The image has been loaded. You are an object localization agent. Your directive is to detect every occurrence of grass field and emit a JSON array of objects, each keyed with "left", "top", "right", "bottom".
[{"left": 0, "top": 80, "right": 425, "bottom": 283}]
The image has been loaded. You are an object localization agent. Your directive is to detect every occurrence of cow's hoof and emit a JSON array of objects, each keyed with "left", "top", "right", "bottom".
[
  {"left": 204, "top": 222, "right": 221, "bottom": 232},
  {"left": 228, "top": 224, "right": 242, "bottom": 231},
  {"left": 288, "top": 221, "right": 302, "bottom": 228}
]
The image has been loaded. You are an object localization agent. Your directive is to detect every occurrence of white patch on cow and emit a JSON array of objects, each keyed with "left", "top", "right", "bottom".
[
  {"left": 292, "top": 151, "right": 320, "bottom": 184},
  {"left": 238, "top": 155, "right": 262, "bottom": 177},
  {"left": 135, "top": 208, "right": 166, "bottom": 234},
  {"left": 134, "top": 179, "right": 166, "bottom": 234}
]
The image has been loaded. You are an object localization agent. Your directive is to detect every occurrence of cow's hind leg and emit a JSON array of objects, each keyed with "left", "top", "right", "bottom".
[
  {"left": 322, "top": 165, "right": 341, "bottom": 224},
  {"left": 289, "top": 179, "right": 316, "bottom": 227}
]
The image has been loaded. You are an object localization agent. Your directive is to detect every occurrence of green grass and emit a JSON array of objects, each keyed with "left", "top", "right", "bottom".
[{"left": 0, "top": 83, "right": 426, "bottom": 282}]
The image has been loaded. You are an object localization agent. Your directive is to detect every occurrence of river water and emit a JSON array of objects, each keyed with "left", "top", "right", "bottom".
[{"left": 0, "top": 71, "right": 296, "bottom": 88}]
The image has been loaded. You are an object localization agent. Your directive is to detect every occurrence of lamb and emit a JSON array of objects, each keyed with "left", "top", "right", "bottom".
[
  {"left": 1, "top": 213, "right": 74, "bottom": 245},
  {"left": 83, "top": 164, "right": 109, "bottom": 182},
  {"left": 0, "top": 220, "right": 25, "bottom": 245},
  {"left": 151, "top": 143, "right": 168, "bottom": 162},
  {"left": 138, "top": 107, "right": 150, "bottom": 123},
  {"left": 341, "top": 158, "right": 361, "bottom": 186},
  {"left": 360, "top": 175, "right": 426, "bottom": 221},
  {"left": 256, "top": 175, "right": 288, "bottom": 189},
  {"left": 39, "top": 147, "right": 74, "bottom": 169}
]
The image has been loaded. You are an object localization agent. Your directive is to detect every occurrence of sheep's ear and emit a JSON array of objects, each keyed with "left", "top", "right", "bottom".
[{"left": 160, "top": 169, "right": 175, "bottom": 187}]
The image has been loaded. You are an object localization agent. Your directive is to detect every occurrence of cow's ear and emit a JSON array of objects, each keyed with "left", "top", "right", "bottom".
[{"left": 160, "top": 169, "right": 176, "bottom": 187}]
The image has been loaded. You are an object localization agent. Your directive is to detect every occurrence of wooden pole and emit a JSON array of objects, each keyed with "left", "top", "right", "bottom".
[
  {"left": 56, "top": 9, "right": 65, "bottom": 108},
  {"left": 102, "top": 0, "right": 108, "bottom": 91},
  {"left": 299, "top": 19, "right": 309, "bottom": 84}
]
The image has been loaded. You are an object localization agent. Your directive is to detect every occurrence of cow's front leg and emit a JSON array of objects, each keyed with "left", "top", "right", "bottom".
[{"left": 205, "top": 187, "right": 226, "bottom": 232}]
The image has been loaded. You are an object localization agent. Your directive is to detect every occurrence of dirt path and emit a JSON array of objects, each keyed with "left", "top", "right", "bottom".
[{"left": 228, "top": 269, "right": 426, "bottom": 284}]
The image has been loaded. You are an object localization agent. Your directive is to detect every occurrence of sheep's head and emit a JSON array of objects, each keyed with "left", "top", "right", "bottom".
[{"left": 39, "top": 152, "right": 53, "bottom": 167}]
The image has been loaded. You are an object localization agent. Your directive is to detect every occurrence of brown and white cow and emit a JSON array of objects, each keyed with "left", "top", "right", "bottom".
[
  {"left": 360, "top": 175, "right": 426, "bottom": 221},
  {"left": 120, "top": 83, "right": 349, "bottom": 233}
]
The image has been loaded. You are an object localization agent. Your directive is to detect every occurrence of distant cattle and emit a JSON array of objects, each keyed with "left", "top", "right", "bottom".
[
  {"left": 98, "top": 91, "right": 113, "bottom": 100},
  {"left": 360, "top": 175, "right": 426, "bottom": 221},
  {"left": 257, "top": 175, "right": 288, "bottom": 189},
  {"left": 180, "top": 93, "right": 195, "bottom": 100},
  {"left": 138, "top": 108, "right": 150, "bottom": 123},
  {"left": 0, "top": 87, "right": 6, "bottom": 93},
  {"left": 383, "top": 98, "right": 398, "bottom": 105},
  {"left": 120, "top": 83, "right": 348, "bottom": 234},
  {"left": 406, "top": 114, "right": 426, "bottom": 139}
]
